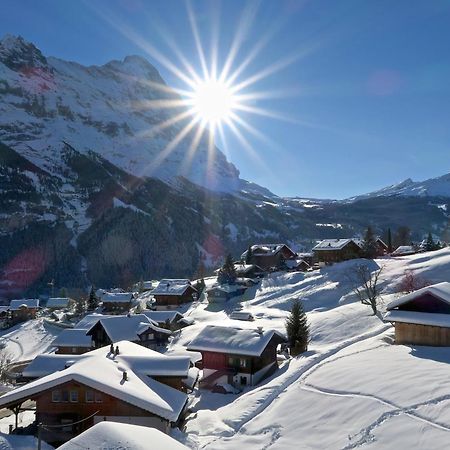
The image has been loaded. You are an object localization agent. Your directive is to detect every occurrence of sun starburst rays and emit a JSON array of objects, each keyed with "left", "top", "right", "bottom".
[{"left": 88, "top": 0, "right": 319, "bottom": 186}]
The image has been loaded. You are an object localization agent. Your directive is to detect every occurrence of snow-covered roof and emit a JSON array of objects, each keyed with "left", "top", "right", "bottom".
[
  {"left": 285, "top": 259, "right": 309, "bottom": 269},
  {"left": 101, "top": 292, "right": 134, "bottom": 303},
  {"left": 74, "top": 314, "right": 115, "bottom": 330},
  {"left": 384, "top": 310, "right": 450, "bottom": 328},
  {"left": 242, "top": 244, "right": 294, "bottom": 258},
  {"left": 187, "top": 325, "right": 286, "bottom": 357},
  {"left": 312, "top": 239, "right": 356, "bottom": 251},
  {"left": 87, "top": 314, "right": 171, "bottom": 343},
  {"left": 234, "top": 264, "right": 264, "bottom": 274},
  {"left": 23, "top": 354, "right": 85, "bottom": 378},
  {"left": 1, "top": 341, "right": 188, "bottom": 422},
  {"left": 51, "top": 329, "right": 92, "bottom": 348},
  {"left": 0, "top": 306, "right": 9, "bottom": 313},
  {"left": 386, "top": 282, "right": 450, "bottom": 310},
  {"left": 392, "top": 245, "right": 416, "bottom": 255},
  {"left": 142, "top": 310, "right": 184, "bottom": 324},
  {"left": 9, "top": 299, "right": 39, "bottom": 310},
  {"left": 207, "top": 284, "right": 245, "bottom": 294},
  {"left": 152, "top": 279, "right": 196, "bottom": 296},
  {"left": 46, "top": 297, "right": 71, "bottom": 308},
  {"left": 58, "top": 422, "right": 189, "bottom": 450},
  {"left": 133, "top": 281, "right": 154, "bottom": 290}
]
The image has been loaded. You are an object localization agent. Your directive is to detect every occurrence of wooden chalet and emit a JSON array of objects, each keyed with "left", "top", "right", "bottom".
[
  {"left": 52, "top": 329, "right": 93, "bottom": 355},
  {"left": 151, "top": 279, "right": 197, "bottom": 309},
  {"left": 100, "top": 292, "right": 134, "bottom": 314},
  {"left": 142, "top": 310, "right": 194, "bottom": 332},
  {"left": 392, "top": 245, "right": 416, "bottom": 257},
  {"left": 312, "top": 239, "right": 363, "bottom": 263},
  {"left": 187, "top": 325, "right": 286, "bottom": 389},
  {"left": 206, "top": 284, "right": 246, "bottom": 303},
  {"left": 241, "top": 244, "right": 297, "bottom": 271},
  {"left": 384, "top": 282, "right": 450, "bottom": 346},
  {"left": 46, "top": 297, "right": 74, "bottom": 311},
  {"left": 0, "top": 341, "right": 190, "bottom": 445},
  {"left": 86, "top": 314, "right": 171, "bottom": 349},
  {"left": 8, "top": 299, "right": 39, "bottom": 324},
  {"left": 234, "top": 264, "right": 265, "bottom": 279},
  {"left": 285, "top": 258, "right": 310, "bottom": 272}
]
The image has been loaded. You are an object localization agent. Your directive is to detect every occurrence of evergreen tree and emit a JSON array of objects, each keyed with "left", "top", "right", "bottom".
[
  {"left": 387, "top": 228, "right": 393, "bottom": 253},
  {"left": 59, "top": 287, "right": 67, "bottom": 298},
  {"left": 87, "top": 286, "right": 98, "bottom": 311},
  {"left": 245, "top": 245, "right": 253, "bottom": 264},
  {"left": 217, "top": 254, "right": 237, "bottom": 285},
  {"left": 138, "top": 277, "right": 145, "bottom": 294},
  {"left": 425, "top": 232, "right": 436, "bottom": 252},
  {"left": 362, "top": 226, "right": 378, "bottom": 259},
  {"left": 285, "top": 298, "right": 309, "bottom": 356},
  {"left": 74, "top": 297, "right": 86, "bottom": 316}
]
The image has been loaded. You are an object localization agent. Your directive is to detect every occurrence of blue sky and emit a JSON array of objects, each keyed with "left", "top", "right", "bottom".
[{"left": 1, "top": 0, "right": 450, "bottom": 198}]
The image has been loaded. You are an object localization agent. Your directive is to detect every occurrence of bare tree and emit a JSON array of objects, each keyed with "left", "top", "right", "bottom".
[
  {"left": 346, "top": 264, "right": 383, "bottom": 315},
  {"left": 0, "top": 350, "right": 11, "bottom": 383},
  {"left": 395, "top": 269, "right": 431, "bottom": 294}
]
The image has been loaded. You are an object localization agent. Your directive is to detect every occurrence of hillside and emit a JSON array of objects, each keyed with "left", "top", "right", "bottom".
[
  {"left": 1, "top": 34, "right": 449, "bottom": 297},
  {"left": 2, "top": 249, "right": 450, "bottom": 448},
  {"left": 162, "top": 248, "right": 450, "bottom": 449}
]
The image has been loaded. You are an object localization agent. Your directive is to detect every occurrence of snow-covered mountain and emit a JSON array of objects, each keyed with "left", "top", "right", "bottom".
[
  {"left": 0, "top": 34, "right": 240, "bottom": 192},
  {"left": 348, "top": 172, "right": 450, "bottom": 201}
]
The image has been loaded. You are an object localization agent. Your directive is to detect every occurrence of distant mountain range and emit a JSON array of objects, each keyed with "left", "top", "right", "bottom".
[
  {"left": 348, "top": 173, "right": 450, "bottom": 201},
  {"left": 0, "top": 35, "right": 449, "bottom": 298}
]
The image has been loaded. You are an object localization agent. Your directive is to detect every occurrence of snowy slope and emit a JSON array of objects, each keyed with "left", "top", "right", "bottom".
[
  {"left": 348, "top": 173, "right": 450, "bottom": 200},
  {"left": 0, "top": 34, "right": 240, "bottom": 193},
  {"left": 163, "top": 248, "right": 450, "bottom": 449}
]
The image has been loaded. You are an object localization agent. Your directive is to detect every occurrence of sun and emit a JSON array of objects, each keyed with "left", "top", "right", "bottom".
[{"left": 187, "top": 78, "right": 237, "bottom": 127}]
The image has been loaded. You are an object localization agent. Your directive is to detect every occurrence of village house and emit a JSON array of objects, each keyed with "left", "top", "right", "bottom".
[
  {"left": 285, "top": 258, "right": 310, "bottom": 272},
  {"left": 312, "top": 239, "right": 363, "bottom": 264},
  {"left": 233, "top": 263, "right": 265, "bottom": 279},
  {"left": 151, "top": 279, "right": 198, "bottom": 309},
  {"left": 100, "top": 292, "right": 134, "bottom": 314},
  {"left": 46, "top": 297, "right": 74, "bottom": 311},
  {"left": 241, "top": 244, "right": 297, "bottom": 271},
  {"left": 142, "top": 310, "right": 194, "bottom": 331},
  {"left": 392, "top": 245, "right": 416, "bottom": 257},
  {"left": 187, "top": 325, "right": 286, "bottom": 389},
  {"left": 132, "top": 280, "right": 155, "bottom": 293},
  {"left": 206, "top": 284, "right": 247, "bottom": 303},
  {"left": 0, "top": 341, "right": 190, "bottom": 445},
  {"left": 8, "top": 299, "right": 40, "bottom": 324},
  {"left": 384, "top": 282, "right": 450, "bottom": 346},
  {"left": 52, "top": 329, "right": 94, "bottom": 355},
  {"left": 58, "top": 422, "right": 189, "bottom": 450},
  {"left": 86, "top": 314, "right": 171, "bottom": 349}
]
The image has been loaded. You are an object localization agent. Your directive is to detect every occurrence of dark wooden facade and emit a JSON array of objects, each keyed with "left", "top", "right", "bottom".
[
  {"left": 314, "top": 241, "right": 362, "bottom": 263},
  {"left": 30, "top": 380, "right": 168, "bottom": 445},
  {"left": 87, "top": 322, "right": 169, "bottom": 349},
  {"left": 10, "top": 306, "right": 38, "bottom": 325},
  {"left": 153, "top": 286, "right": 197, "bottom": 308},
  {"left": 55, "top": 346, "right": 92, "bottom": 355},
  {"left": 101, "top": 301, "right": 132, "bottom": 314}
]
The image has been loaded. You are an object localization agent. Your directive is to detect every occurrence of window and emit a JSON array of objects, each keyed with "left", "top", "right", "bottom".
[
  {"left": 71, "top": 347, "right": 77, "bottom": 354},
  {"left": 70, "top": 390, "right": 78, "bottom": 403},
  {"left": 51, "top": 390, "right": 61, "bottom": 402},
  {"left": 61, "top": 390, "right": 69, "bottom": 403},
  {"left": 240, "top": 376, "right": 248, "bottom": 386},
  {"left": 240, "top": 358, "right": 247, "bottom": 368},
  {"left": 85, "top": 390, "right": 94, "bottom": 403},
  {"left": 94, "top": 392, "right": 103, "bottom": 403}
]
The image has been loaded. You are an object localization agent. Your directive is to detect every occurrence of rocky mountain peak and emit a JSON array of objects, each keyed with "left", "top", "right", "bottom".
[{"left": 0, "top": 34, "right": 49, "bottom": 72}]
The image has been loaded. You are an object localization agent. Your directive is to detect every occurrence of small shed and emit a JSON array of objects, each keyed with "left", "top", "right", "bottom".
[
  {"left": 384, "top": 282, "right": 450, "bottom": 346},
  {"left": 206, "top": 284, "right": 246, "bottom": 303}
]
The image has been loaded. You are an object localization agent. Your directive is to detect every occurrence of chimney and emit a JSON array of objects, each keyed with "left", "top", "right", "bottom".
[
  {"left": 256, "top": 326, "right": 263, "bottom": 335},
  {"left": 115, "top": 345, "right": 120, "bottom": 356},
  {"left": 122, "top": 371, "right": 128, "bottom": 382}
]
